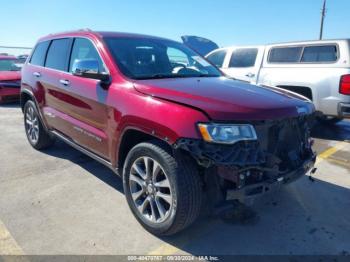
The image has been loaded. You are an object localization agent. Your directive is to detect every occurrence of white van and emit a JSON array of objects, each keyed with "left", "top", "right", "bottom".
[{"left": 204, "top": 40, "right": 350, "bottom": 123}]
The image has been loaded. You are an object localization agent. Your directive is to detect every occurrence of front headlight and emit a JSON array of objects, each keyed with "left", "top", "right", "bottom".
[{"left": 198, "top": 123, "right": 257, "bottom": 144}]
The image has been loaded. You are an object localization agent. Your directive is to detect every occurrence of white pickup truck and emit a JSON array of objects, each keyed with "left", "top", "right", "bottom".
[{"left": 197, "top": 39, "right": 350, "bottom": 123}]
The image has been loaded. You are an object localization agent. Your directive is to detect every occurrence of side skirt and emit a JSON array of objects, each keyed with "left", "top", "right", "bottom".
[{"left": 51, "top": 130, "right": 120, "bottom": 176}]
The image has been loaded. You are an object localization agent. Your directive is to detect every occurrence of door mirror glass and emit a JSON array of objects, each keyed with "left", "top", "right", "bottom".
[{"left": 72, "top": 59, "right": 110, "bottom": 84}]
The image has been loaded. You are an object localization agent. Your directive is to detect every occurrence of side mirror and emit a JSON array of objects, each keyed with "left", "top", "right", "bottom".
[{"left": 72, "top": 59, "right": 111, "bottom": 88}]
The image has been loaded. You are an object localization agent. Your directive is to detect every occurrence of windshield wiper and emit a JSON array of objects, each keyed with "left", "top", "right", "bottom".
[
  {"left": 196, "top": 74, "right": 220, "bottom": 77},
  {"left": 135, "top": 73, "right": 220, "bottom": 80},
  {"left": 135, "top": 74, "right": 178, "bottom": 80}
]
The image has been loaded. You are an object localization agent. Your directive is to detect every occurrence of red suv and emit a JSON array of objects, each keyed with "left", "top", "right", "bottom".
[
  {"left": 21, "top": 30, "right": 316, "bottom": 236},
  {"left": 0, "top": 55, "right": 21, "bottom": 103}
]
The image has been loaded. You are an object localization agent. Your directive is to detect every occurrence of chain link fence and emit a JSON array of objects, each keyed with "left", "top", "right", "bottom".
[{"left": 0, "top": 46, "right": 32, "bottom": 58}]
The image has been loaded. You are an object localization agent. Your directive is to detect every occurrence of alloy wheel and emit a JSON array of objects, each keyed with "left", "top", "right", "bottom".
[
  {"left": 129, "top": 156, "right": 173, "bottom": 223},
  {"left": 25, "top": 106, "right": 39, "bottom": 144}
]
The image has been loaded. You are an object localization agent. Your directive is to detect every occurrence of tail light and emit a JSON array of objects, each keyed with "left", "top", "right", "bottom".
[{"left": 339, "top": 75, "right": 350, "bottom": 95}]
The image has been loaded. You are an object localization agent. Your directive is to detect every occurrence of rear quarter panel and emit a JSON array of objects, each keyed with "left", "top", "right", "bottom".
[{"left": 21, "top": 64, "right": 48, "bottom": 122}]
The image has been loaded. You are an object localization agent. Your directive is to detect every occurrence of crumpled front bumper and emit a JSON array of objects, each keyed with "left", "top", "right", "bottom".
[
  {"left": 225, "top": 154, "right": 316, "bottom": 202},
  {"left": 174, "top": 115, "right": 316, "bottom": 202}
]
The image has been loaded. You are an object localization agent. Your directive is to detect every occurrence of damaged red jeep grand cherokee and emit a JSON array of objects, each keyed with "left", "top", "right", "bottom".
[{"left": 21, "top": 30, "right": 316, "bottom": 236}]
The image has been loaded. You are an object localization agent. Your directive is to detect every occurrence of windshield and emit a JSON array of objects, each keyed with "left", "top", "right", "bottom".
[
  {"left": 0, "top": 59, "right": 21, "bottom": 71},
  {"left": 104, "top": 37, "right": 221, "bottom": 80}
]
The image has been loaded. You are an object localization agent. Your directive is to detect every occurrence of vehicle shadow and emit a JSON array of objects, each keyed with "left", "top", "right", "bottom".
[
  {"left": 157, "top": 177, "right": 350, "bottom": 255},
  {"left": 0, "top": 101, "right": 21, "bottom": 108},
  {"left": 41, "top": 140, "right": 124, "bottom": 193},
  {"left": 38, "top": 133, "right": 350, "bottom": 255},
  {"left": 311, "top": 119, "right": 350, "bottom": 142}
]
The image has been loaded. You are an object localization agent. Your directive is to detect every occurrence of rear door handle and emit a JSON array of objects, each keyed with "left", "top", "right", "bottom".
[
  {"left": 245, "top": 73, "right": 255, "bottom": 78},
  {"left": 33, "top": 72, "right": 41, "bottom": 78},
  {"left": 59, "top": 79, "right": 70, "bottom": 86}
]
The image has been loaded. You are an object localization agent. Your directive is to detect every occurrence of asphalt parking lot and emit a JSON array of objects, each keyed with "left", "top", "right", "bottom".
[{"left": 0, "top": 103, "right": 350, "bottom": 256}]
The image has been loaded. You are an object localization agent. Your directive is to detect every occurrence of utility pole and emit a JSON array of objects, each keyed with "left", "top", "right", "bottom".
[{"left": 319, "top": 0, "right": 327, "bottom": 40}]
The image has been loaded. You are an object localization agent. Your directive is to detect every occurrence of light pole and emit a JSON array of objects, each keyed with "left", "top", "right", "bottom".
[{"left": 319, "top": 0, "right": 327, "bottom": 40}]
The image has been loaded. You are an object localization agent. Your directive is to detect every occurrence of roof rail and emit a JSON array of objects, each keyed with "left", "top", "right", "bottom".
[
  {"left": 48, "top": 28, "right": 93, "bottom": 36},
  {"left": 78, "top": 28, "right": 92, "bottom": 32}
]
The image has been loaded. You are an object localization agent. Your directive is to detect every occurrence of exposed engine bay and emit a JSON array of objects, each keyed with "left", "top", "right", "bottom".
[{"left": 174, "top": 114, "right": 316, "bottom": 201}]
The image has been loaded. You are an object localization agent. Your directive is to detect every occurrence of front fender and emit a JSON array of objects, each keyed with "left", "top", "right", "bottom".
[{"left": 108, "top": 86, "right": 210, "bottom": 168}]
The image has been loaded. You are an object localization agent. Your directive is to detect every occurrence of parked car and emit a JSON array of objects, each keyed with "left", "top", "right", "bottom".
[
  {"left": 0, "top": 55, "right": 21, "bottom": 103},
  {"left": 180, "top": 35, "right": 219, "bottom": 56},
  {"left": 205, "top": 39, "right": 350, "bottom": 124},
  {"left": 17, "top": 54, "right": 29, "bottom": 64},
  {"left": 21, "top": 30, "right": 316, "bottom": 236}
]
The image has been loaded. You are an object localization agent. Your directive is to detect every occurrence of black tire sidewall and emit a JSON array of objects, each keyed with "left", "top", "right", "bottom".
[
  {"left": 317, "top": 116, "right": 343, "bottom": 125},
  {"left": 123, "top": 144, "right": 179, "bottom": 234},
  {"left": 24, "top": 100, "right": 41, "bottom": 148}
]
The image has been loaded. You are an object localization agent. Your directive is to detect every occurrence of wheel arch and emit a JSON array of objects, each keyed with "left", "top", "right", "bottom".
[
  {"left": 276, "top": 85, "right": 313, "bottom": 101},
  {"left": 116, "top": 127, "right": 173, "bottom": 170},
  {"left": 20, "top": 89, "right": 49, "bottom": 131},
  {"left": 20, "top": 90, "right": 34, "bottom": 112}
]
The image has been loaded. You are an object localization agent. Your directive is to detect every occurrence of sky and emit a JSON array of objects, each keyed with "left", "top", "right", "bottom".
[{"left": 1, "top": 0, "right": 349, "bottom": 55}]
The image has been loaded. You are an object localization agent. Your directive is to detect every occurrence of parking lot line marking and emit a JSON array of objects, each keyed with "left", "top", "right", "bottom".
[
  {"left": 327, "top": 157, "right": 350, "bottom": 168},
  {"left": 148, "top": 141, "right": 350, "bottom": 256},
  {"left": 316, "top": 141, "right": 349, "bottom": 164},
  {"left": 0, "top": 220, "right": 23, "bottom": 255},
  {"left": 147, "top": 243, "right": 183, "bottom": 255}
]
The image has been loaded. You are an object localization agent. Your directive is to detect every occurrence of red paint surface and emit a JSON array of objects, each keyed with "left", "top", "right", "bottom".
[
  {"left": 0, "top": 70, "right": 21, "bottom": 103},
  {"left": 21, "top": 31, "right": 314, "bottom": 168}
]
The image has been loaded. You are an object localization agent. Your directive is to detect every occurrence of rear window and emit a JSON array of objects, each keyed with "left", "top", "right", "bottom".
[
  {"left": 206, "top": 50, "right": 226, "bottom": 67},
  {"left": 268, "top": 47, "right": 303, "bottom": 63},
  {"left": 0, "top": 58, "right": 21, "bottom": 71},
  {"left": 30, "top": 41, "right": 50, "bottom": 66},
  {"left": 301, "top": 45, "right": 337, "bottom": 62},
  {"left": 45, "top": 38, "right": 71, "bottom": 71},
  {"left": 229, "top": 48, "right": 258, "bottom": 67}
]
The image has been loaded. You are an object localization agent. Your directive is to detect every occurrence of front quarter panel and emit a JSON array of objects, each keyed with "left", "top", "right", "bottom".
[{"left": 107, "top": 81, "right": 210, "bottom": 167}]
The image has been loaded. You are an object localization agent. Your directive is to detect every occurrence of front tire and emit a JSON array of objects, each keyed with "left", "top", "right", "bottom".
[
  {"left": 24, "top": 100, "right": 55, "bottom": 150},
  {"left": 123, "top": 141, "right": 202, "bottom": 236}
]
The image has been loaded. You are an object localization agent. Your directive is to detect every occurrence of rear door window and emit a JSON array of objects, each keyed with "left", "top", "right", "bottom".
[
  {"left": 301, "top": 45, "right": 337, "bottom": 62},
  {"left": 229, "top": 48, "right": 258, "bottom": 67},
  {"left": 206, "top": 50, "right": 227, "bottom": 67},
  {"left": 30, "top": 41, "right": 50, "bottom": 66},
  {"left": 268, "top": 47, "right": 303, "bottom": 63},
  {"left": 45, "top": 38, "right": 71, "bottom": 71}
]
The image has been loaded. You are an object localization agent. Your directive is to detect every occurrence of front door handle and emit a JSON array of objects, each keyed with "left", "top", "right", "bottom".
[
  {"left": 245, "top": 73, "right": 255, "bottom": 78},
  {"left": 33, "top": 72, "right": 41, "bottom": 78},
  {"left": 59, "top": 79, "right": 70, "bottom": 86}
]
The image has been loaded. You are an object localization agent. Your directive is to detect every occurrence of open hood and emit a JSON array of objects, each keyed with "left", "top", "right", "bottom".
[
  {"left": 133, "top": 77, "right": 314, "bottom": 121},
  {"left": 181, "top": 35, "right": 219, "bottom": 56}
]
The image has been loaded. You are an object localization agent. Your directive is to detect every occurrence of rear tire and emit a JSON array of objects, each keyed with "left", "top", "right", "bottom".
[
  {"left": 317, "top": 116, "right": 343, "bottom": 125},
  {"left": 123, "top": 140, "right": 202, "bottom": 236},
  {"left": 24, "top": 100, "right": 55, "bottom": 150}
]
